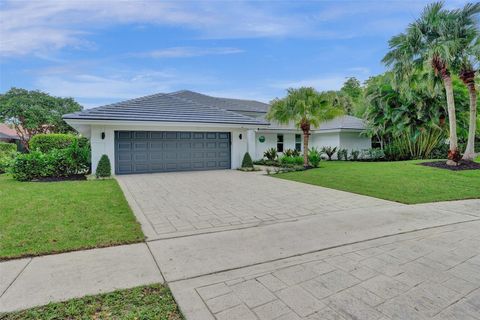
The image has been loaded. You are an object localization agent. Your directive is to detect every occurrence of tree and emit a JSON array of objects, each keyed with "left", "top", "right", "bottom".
[
  {"left": 0, "top": 88, "right": 82, "bottom": 150},
  {"left": 382, "top": 2, "right": 473, "bottom": 165},
  {"left": 267, "top": 87, "right": 343, "bottom": 167},
  {"left": 96, "top": 154, "right": 111, "bottom": 178},
  {"left": 453, "top": 4, "right": 480, "bottom": 160}
]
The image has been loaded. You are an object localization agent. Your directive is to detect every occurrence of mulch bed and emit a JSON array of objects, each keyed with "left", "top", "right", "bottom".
[
  {"left": 419, "top": 160, "right": 480, "bottom": 171},
  {"left": 32, "top": 175, "right": 87, "bottom": 182}
]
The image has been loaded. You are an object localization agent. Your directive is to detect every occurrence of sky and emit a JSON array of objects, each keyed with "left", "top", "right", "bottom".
[{"left": 0, "top": 0, "right": 470, "bottom": 108}]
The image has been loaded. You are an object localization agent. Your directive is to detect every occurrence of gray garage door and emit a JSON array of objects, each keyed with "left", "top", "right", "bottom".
[{"left": 115, "top": 131, "right": 231, "bottom": 174}]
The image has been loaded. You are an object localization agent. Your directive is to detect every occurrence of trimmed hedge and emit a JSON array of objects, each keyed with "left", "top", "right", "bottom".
[
  {"left": 0, "top": 142, "right": 17, "bottom": 173},
  {"left": 10, "top": 140, "right": 90, "bottom": 181},
  {"left": 96, "top": 155, "right": 111, "bottom": 178},
  {"left": 29, "top": 134, "right": 88, "bottom": 152},
  {"left": 241, "top": 152, "right": 254, "bottom": 168}
]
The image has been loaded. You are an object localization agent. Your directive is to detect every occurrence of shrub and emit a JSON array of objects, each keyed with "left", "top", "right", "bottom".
[
  {"left": 10, "top": 151, "right": 54, "bottom": 181},
  {"left": 263, "top": 148, "right": 278, "bottom": 161},
  {"left": 337, "top": 148, "right": 348, "bottom": 161},
  {"left": 241, "top": 152, "right": 254, "bottom": 168},
  {"left": 96, "top": 154, "right": 111, "bottom": 178},
  {"left": 360, "top": 148, "right": 385, "bottom": 161},
  {"left": 279, "top": 155, "right": 303, "bottom": 166},
  {"left": 10, "top": 140, "right": 90, "bottom": 181},
  {"left": 321, "top": 146, "right": 337, "bottom": 160},
  {"left": 283, "top": 148, "right": 300, "bottom": 157},
  {"left": 0, "top": 142, "right": 17, "bottom": 173},
  {"left": 29, "top": 134, "right": 78, "bottom": 152},
  {"left": 308, "top": 147, "right": 322, "bottom": 167},
  {"left": 350, "top": 150, "right": 360, "bottom": 161},
  {"left": 253, "top": 159, "right": 280, "bottom": 166}
]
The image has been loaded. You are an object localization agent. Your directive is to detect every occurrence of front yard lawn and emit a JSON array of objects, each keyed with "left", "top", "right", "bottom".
[
  {"left": 0, "top": 175, "right": 144, "bottom": 260},
  {"left": 276, "top": 160, "right": 480, "bottom": 204},
  {"left": 1, "top": 284, "right": 183, "bottom": 320}
]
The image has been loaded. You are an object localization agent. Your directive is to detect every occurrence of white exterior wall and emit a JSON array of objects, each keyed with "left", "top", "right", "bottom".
[
  {"left": 253, "top": 132, "right": 299, "bottom": 160},
  {"left": 252, "top": 130, "right": 370, "bottom": 160},
  {"left": 89, "top": 124, "right": 248, "bottom": 174},
  {"left": 339, "top": 132, "right": 371, "bottom": 152}
]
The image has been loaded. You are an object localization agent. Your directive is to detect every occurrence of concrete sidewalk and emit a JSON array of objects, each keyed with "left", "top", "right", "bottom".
[{"left": 1, "top": 199, "right": 479, "bottom": 314}]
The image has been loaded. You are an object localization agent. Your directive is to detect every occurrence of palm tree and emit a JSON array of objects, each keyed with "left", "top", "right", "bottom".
[
  {"left": 383, "top": 2, "right": 468, "bottom": 165},
  {"left": 453, "top": 4, "right": 480, "bottom": 160},
  {"left": 267, "top": 87, "right": 342, "bottom": 167}
]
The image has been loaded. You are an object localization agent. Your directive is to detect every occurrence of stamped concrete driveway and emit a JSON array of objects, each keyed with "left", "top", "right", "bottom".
[
  {"left": 117, "top": 170, "right": 393, "bottom": 240},
  {"left": 116, "top": 171, "right": 480, "bottom": 320}
]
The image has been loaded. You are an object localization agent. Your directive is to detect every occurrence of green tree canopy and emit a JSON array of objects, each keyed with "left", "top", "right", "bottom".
[{"left": 0, "top": 88, "right": 83, "bottom": 149}]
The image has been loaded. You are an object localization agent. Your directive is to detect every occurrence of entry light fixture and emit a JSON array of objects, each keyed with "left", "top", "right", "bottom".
[
  {"left": 101, "top": 132, "right": 105, "bottom": 140},
  {"left": 239, "top": 133, "right": 242, "bottom": 140}
]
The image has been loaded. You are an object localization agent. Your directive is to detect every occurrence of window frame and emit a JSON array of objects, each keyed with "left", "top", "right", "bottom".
[
  {"left": 277, "top": 134, "right": 284, "bottom": 153},
  {"left": 295, "top": 134, "right": 302, "bottom": 152}
]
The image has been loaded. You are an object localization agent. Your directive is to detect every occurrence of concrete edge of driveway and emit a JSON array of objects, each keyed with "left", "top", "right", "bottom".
[{"left": 117, "top": 177, "right": 158, "bottom": 240}]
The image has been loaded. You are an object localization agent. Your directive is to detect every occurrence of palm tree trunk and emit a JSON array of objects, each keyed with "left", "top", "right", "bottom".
[
  {"left": 443, "top": 74, "right": 459, "bottom": 165},
  {"left": 303, "top": 130, "right": 310, "bottom": 167},
  {"left": 461, "top": 74, "right": 477, "bottom": 161}
]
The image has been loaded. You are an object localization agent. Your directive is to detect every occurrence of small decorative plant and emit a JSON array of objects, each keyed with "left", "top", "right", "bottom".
[
  {"left": 321, "top": 146, "right": 337, "bottom": 161},
  {"left": 308, "top": 147, "right": 322, "bottom": 168},
  {"left": 263, "top": 148, "right": 278, "bottom": 161},
  {"left": 350, "top": 150, "right": 360, "bottom": 161},
  {"left": 283, "top": 148, "right": 300, "bottom": 157},
  {"left": 241, "top": 152, "right": 254, "bottom": 168},
  {"left": 337, "top": 148, "right": 348, "bottom": 161},
  {"left": 96, "top": 154, "right": 111, "bottom": 178}
]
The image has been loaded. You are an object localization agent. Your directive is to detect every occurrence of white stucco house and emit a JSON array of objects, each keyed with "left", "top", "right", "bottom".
[{"left": 64, "top": 90, "right": 371, "bottom": 174}]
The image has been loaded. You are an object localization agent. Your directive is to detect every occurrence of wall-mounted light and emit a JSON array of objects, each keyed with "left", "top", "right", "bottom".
[
  {"left": 101, "top": 132, "right": 105, "bottom": 140},
  {"left": 238, "top": 133, "right": 243, "bottom": 140}
]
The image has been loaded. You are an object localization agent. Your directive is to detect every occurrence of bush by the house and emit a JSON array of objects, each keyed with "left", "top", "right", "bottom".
[
  {"left": 253, "top": 159, "right": 280, "bottom": 166},
  {"left": 350, "top": 150, "right": 360, "bottom": 160},
  {"left": 96, "top": 154, "right": 111, "bottom": 178},
  {"left": 10, "top": 140, "right": 90, "bottom": 181},
  {"left": 283, "top": 148, "right": 300, "bottom": 157},
  {"left": 321, "top": 146, "right": 337, "bottom": 160},
  {"left": 360, "top": 148, "right": 385, "bottom": 161},
  {"left": 263, "top": 148, "right": 278, "bottom": 161},
  {"left": 308, "top": 147, "right": 322, "bottom": 167},
  {"left": 0, "top": 142, "right": 17, "bottom": 173},
  {"left": 279, "top": 155, "right": 303, "bottom": 166},
  {"left": 337, "top": 148, "right": 348, "bottom": 161},
  {"left": 29, "top": 134, "right": 89, "bottom": 153},
  {"left": 241, "top": 152, "right": 254, "bottom": 168}
]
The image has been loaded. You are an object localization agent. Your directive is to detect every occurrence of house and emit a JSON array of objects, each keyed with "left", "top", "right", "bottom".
[
  {"left": 0, "top": 123, "right": 23, "bottom": 152},
  {"left": 63, "top": 90, "right": 371, "bottom": 174}
]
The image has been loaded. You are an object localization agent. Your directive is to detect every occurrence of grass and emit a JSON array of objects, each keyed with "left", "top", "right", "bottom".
[
  {"left": 275, "top": 160, "right": 480, "bottom": 204},
  {"left": 0, "top": 174, "right": 144, "bottom": 260},
  {"left": 0, "top": 284, "right": 183, "bottom": 320}
]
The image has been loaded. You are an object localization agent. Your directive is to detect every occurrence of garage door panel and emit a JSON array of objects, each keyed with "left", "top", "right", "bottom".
[{"left": 115, "top": 131, "right": 230, "bottom": 174}]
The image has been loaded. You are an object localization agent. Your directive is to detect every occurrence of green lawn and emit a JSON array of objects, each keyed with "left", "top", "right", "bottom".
[
  {"left": 1, "top": 284, "right": 183, "bottom": 320},
  {"left": 275, "top": 160, "right": 480, "bottom": 204},
  {"left": 0, "top": 175, "right": 144, "bottom": 260}
]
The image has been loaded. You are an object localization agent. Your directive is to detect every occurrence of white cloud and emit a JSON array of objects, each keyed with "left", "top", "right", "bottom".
[
  {"left": 134, "top": 47, "right": 244, "bottom": 58},
  {"left": 34, "top": 69, "right": 217, "bottom": 106},
  {"left": 0, "top": 0, "right": 312, "bottom": 57}
]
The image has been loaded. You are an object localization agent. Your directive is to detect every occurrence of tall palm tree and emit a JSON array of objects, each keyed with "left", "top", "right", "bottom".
[
  {"left": 383, "top": 2, "right": 468, "bottom": 165},
  {"left": 267, "top": 87, "right": 342, "bottom": 167},
  {"left": 452, "top": 3, "right": 480, "bottom": 160}
]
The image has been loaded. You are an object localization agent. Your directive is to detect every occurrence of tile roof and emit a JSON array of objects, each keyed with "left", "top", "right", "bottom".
[{"left": 63, "top": 92, "right": 269, "bottom": 126}]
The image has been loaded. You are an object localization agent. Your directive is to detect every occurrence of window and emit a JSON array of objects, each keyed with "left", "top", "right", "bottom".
[
  {"left": 295, "top": 134, "right": 302, "bottom": 151},
  {"left": 277, "top": 134, "right": 284, "bottom": 152}
]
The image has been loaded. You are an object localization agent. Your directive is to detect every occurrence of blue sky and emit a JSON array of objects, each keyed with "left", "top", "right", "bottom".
[{"left": 0, "top": 0, "right": 469, "bottom": 108}]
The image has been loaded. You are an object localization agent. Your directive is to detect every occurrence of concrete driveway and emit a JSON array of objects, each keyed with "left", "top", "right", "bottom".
[
  {"left": 116, "top": 170, "right": 480, "bottom": 319},
  {"left": 117, "top": 170, "right": 393, "bottom": 240}
]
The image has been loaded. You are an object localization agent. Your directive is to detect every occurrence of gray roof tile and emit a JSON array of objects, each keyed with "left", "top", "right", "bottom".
[{"left": 63, "top": 91, "right": 269, "bottom": 126}]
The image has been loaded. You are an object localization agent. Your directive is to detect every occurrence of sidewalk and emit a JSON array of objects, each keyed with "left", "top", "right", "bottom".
[{"left": 1, "top": 199, "right": 479, "bottom": 315}]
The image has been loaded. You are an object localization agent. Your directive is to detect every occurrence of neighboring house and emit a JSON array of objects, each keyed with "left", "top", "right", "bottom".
[
  {"left": 63, "top": 90, "right": 370, "bottom": 174},
  {"left": 0, "top": 123, "right": 21, "bottom": 145}
]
